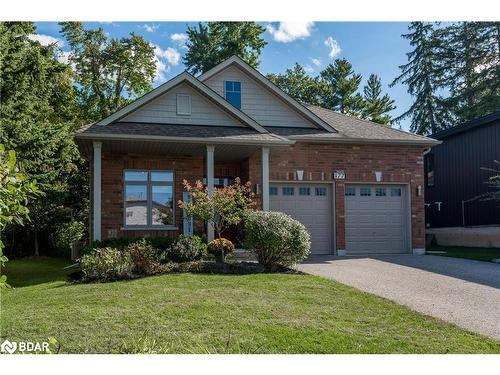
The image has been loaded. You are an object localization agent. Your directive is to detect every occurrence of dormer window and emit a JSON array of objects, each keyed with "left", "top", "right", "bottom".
[
  {"left": 225, "top": 81, "right": 241, "bottom": 109},
  {"left": 176, "top": 94, "right": 191, "bottom": 115}
]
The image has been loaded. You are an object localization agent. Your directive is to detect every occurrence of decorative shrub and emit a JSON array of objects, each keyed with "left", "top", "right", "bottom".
[
  {"left": 80, "top": 247, "right": 134, "bottom": 281},
  {"left": 167, "top": 235, "right": 207, "bottom": 263},
  {"left": 244, "top": 211, "right": 311, "bottom": 269},
  {"left": 207, "top": 238, "right": 235, "bottom": 261},
  {"left": 127, "top": 239, "right": 159, "bottom": 274},
  {"left": 82, "top": 236, "right": 176, "bottom": 256}
]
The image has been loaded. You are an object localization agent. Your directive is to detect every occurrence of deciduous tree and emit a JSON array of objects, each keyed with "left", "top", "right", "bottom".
[{"left": 183, "top": 22, "right": 267, "bottom": 75}]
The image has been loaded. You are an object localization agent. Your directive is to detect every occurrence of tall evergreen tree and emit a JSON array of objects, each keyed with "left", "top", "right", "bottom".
[
  {"left": 184, "top": 22, "right": 267, "bottom": 75},
  {"left": 361, "top": 74, "right": 396, "bottom": 125},
  {"left": 319, "top": 58, "right": 365, "bottom": 115},
  {"left": 267, "top": 63, "right": 323, "bottom": 105},
  {"left": 391, "top": 22, "right": 452, "bottom": 135},
  {"left": 439, "top": 22, "right": 500, "bottom": 121},
  {"left": 60, "top": 22, "right": 156, "bottom": 121}
]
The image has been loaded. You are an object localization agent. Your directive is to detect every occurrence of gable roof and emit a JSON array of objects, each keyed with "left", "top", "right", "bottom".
[
  {"left": 95, "top": 71, "right": 268, "bottom": 133},
  {"left": 430, "top": 110, "right": 500, "bottom": 140},
  {"left": 198, "top": 55, "right": 337, "bottom": 133}
]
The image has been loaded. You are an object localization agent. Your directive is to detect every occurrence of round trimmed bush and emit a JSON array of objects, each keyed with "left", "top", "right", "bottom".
[
  {"left": 244, "top": 211, "right": 311, "bottom": 269},
  {"left": 207, "top": 238, "right": 235, "bottom": 262}
]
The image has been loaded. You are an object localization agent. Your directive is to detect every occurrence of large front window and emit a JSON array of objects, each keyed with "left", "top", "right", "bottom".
[{"left": 124, "top": 170, "right": 174, "bottom": 227}]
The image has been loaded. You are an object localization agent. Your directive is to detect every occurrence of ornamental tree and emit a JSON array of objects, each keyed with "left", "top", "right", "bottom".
[{"left": 178, "top": 177, "right": 254, "bottom": 244}]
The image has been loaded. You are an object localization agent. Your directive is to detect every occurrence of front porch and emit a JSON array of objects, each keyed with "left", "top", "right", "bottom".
[{"left": 80, "top": 136, "right": 280, "bottom": 242}]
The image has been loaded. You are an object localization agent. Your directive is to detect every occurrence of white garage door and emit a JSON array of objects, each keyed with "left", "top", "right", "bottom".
[
  {"left": 345, "top": 185, "right": 408, "bottom": 255},
  {"left": 269, "top": 184, "right": 332, "bottom": 255}
]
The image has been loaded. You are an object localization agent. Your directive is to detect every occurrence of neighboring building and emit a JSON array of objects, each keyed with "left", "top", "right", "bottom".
[
  {"left": 75, "top": 56, "right": 438, "bottom": 256},
  {"left": 425, "top": 111, "right": 500, "bottom": 228}
]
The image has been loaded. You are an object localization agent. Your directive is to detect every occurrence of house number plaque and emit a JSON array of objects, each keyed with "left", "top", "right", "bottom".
[{"left": 334, "top": 170, "right": 346, "bottom": 180}]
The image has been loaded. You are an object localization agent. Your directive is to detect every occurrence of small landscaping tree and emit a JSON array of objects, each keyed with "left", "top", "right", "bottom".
[
  {"left": 0, "top": 145, "right": 39, "bottom": 288},
  {"left": 178, "top": 178, "right": 254, "bottom": 261}
]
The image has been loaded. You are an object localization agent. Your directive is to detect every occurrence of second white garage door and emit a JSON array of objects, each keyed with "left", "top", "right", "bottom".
[
  {"left": 269, "top": 184, "right": 332, "bottom": 255},
  {"left": 345, "top": 184, "right": 409, "bottom": 255}
]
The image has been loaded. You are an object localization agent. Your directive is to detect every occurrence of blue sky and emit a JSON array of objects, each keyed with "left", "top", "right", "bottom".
[{"left": 34, "top": 22, "right": 414, "bottom": 130}]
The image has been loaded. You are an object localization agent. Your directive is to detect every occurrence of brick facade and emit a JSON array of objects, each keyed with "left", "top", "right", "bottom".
[
  {"left": 93, "top": 142, "right": 426, "bottom": 251},
  {"left": 266, "top": 142, "right": 427, "bottom": 250}
]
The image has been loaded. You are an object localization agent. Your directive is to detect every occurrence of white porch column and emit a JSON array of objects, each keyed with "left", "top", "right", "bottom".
[
  {"left": 206, "top": 145, "right": 215, "bottom": 242},
  {"left": 262, "top": 147, "right": 270, "bottom": 211},
  {"left": 93, "top": 141, "right": 102, "bottom": 241}
]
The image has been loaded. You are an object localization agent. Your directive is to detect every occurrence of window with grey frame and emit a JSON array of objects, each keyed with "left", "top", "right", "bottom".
[{"left": 124, "top": 170, "right": 174, "bottom": 227}]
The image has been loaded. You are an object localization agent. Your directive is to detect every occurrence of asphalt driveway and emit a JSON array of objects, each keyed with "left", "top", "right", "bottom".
[{"left": 297, "top": 255, "right": 500, "bottom": 340}]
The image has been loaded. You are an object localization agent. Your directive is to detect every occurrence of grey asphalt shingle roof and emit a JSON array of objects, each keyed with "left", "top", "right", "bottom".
[
  {"left": 75, "top": 106, "right": 437, "bottom": 145},
  {"left": 302, "top": 105, "right": 437, "bottom": 144},
  {"left": 76, "top": 122, "right": 286, "bottom": 142}
]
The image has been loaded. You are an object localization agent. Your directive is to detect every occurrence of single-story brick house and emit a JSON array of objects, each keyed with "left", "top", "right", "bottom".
[{"left": 75, "top": 56, "right": 438, "bottom": 256}]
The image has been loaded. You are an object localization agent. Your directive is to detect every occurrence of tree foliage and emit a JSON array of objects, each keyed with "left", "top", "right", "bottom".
[
  {"left": 0, "top": 145, "right": 39, "bottom": 288},
  {"left": 0, "top": 22, "right": 85, "bottom": 255},
  {"left": 60, "top": 22, "right": 157, "bottom": 121},
  {"left": 394, "top": 21, "right": 499, "bottom": 134},
  {"left": 391, "top": 22, "right": 453, "bottom": 135},
  {"left": 267, "top": 63, "right": 323, "bottom": 105},
  {"left": 361, "top": 74, "right": 396, "bottom": 125},
  {"left": 184, "top": 22, "right": 267, "bottom": 75},
  {"left": 178, "top": 178, "right": 254, "bottom": 241},
  {"left": 319, "top": 58, "right": 365, "bottom": 116},
  {"left": 438, "top": 22, "right": 500, "bottom": 122}
]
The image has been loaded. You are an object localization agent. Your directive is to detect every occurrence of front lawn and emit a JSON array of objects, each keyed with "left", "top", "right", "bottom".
[
  {"left": 426, "top": 245, "right": 500, "bottom": 262},
  {"left": 1, "top": 257, "right": 499, "bottom": 353}
]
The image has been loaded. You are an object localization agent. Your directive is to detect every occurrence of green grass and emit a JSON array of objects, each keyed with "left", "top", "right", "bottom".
[
  {"left": 426, "top": 245, "right": 500, "bottom": 262},
  {"left": 1, "top": 257, "right": 499, "bottom": 354}
]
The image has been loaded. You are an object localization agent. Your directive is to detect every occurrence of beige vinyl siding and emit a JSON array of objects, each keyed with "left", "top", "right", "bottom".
[
  {"left": 120, "top": 83, "right": 245, "bottom": 127},
  {"left": 204, "top": 65, "right": 317, "bottom": 128}
]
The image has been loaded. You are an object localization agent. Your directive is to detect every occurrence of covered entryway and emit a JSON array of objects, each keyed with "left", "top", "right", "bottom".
[
  {"left": 345, "top": 184, "right": 409, "bottom": 255},
  {"left": 269, "top": 183, "right": 333, "bottom": 255}
]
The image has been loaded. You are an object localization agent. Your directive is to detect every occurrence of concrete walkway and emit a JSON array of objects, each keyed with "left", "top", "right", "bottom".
[{"left": 297, "top": 255, "right": 500, "bottom": 340}]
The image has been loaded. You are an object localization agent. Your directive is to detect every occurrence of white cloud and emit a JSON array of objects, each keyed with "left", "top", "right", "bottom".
[
  {"left": 170, "top": 33, "right": 188, "bottom": 45},
  {"left": 151, "top": 44, "right": 181, "bottom": 82},
  {"left": 266, "top": 22, "right": 314, "bottom": 43},
  {"left": 311, "top": 58, "right": 321, "bottom": 66},
  {"left": 28, "top": 34, "right": 64, "bottom": 48},
  {"left": 154, "top": 46, "right": 180, "bottom": 66},
  {"left": 324, "top": 37, "right": 341, "bottom": 59},
  {"left": 139, "top": 24, "right": 159, "bottom": 33}
]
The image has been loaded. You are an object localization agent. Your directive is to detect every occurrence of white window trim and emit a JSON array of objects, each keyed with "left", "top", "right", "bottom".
[
  {"left": 123, "top": 169, "right": 175, "bottom": 229},
  {"left": 176, "top": 93, "right": 192, "bottom": 116}
]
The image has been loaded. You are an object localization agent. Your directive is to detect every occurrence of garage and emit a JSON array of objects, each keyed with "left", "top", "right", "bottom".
[
  {"left": 269, "top": 183, "right": 333, "bottom": 255},
  {"left": 344, "top": 184, "right": 409, "bottom": 255}
]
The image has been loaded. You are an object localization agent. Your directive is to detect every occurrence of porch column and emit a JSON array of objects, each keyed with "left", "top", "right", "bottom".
[
  {"left": 93, "top": 141, "right": 102, "bottom": 241},
  {"left": 206, "top": 145, "right": 215, "bottom": 242},
  {"left": 262, "top": 147, "right": 270, "bottom": 211}
]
